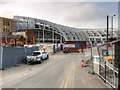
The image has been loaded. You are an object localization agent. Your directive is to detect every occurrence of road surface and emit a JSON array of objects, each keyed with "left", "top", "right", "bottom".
[{"left": 1, "top": 52, "right": 111, "bottom": 89}]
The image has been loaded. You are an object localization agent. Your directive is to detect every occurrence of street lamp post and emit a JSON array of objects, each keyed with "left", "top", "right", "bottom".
[
  {"left": 105, "top": 14, "right": 116, "bottom": 84},
  {"left": 107, "top": 15, "right": 109, "bottom": 51},
  {"left": 104, "top": 15, "right": 109, "bottom": 82},
  {"left": 111, "top": 15, "right": 116, "bottom": 38},
  {"left": 106, "top": 15, "right": 116, "bottom": 50}
]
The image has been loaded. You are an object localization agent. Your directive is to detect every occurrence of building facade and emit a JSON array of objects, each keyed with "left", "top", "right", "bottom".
[
  {"left": 0, "top": 15, "right": 120, "bottom": 48},
  {"left": 0, "top": 17, "right": 13, "bottom": 46}
]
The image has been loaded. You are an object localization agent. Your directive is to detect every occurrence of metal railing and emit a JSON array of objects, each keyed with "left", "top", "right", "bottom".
[
  {"left": 85, "top": 40, "right": 120, "bottom": 89},
  {"left": 97, "top": 40, "right": 119, "bottom": 88}
]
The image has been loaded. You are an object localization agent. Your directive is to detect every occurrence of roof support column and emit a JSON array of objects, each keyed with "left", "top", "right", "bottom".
[
  {"left": 52, "top": 28, "right": 54, "bottom": 44},
  {"left": 17, "top": 18, "right": 20, "bottom": 30},
  {"left": 38, "top": 31, "right": 40, "bottom": 44},
  {"left": 43, "top": 24, "right": 45, "bottom": 43},
  {"left": 60, "top": 35, "right": 62, "bottom": 44}
]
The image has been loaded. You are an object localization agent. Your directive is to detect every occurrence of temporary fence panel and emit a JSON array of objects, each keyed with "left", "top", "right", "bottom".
[
  {"left": 0, "top": 45, "right": 3, "bottom": 69},
  {"left": 1, "top": 46, "right": 39, "bottom": 69},
  {"left": 2, "top": 47, "right": 25, "bottom": 69},
  {"left": 24, "top": 46, "right": 39, "bottom": 55},
  {"left": 53, "top": 44, "right": 61, "bottom": 53},
  {"left": 15, "top": 48, "right": 25, "bottom": 64},
  {"left": 92, "top": 47, "right": 100, "bottom": 74}
]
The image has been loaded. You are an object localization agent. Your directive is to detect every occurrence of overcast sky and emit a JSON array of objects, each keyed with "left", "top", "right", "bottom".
[{"left": 0, "top": 0, "right": 119, "bottom": 29}]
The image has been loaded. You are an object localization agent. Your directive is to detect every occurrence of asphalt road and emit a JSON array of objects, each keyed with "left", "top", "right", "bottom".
[{"left": 1, "top": 52, "right": 111, "bottom": 89}]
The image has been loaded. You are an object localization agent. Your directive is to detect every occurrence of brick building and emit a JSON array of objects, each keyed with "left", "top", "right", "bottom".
[{"left": 0, "top": 17, "right": 13, "bottom": 46}]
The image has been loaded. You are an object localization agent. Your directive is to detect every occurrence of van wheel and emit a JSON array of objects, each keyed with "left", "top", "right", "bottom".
[
  {"left": 40, "top": 60, "right": 42, "bottom": 64},
  {"left": 39, "top": 58, "right": 42, "bottom": 64},
  {"left": 30, "top": 62, "right": 34, "bottom": 65},
  {"left": 24, "top": 60, "right": 27, "bottom": 64}
]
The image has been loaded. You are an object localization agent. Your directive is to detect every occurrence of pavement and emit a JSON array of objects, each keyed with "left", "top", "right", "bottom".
[{"left": 1, "top": 52, "right": 112, "bottom": 89}]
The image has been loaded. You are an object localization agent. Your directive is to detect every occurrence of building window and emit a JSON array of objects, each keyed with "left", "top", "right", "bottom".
[
  {"left": 5, "top": 21, "right": 7, "bottom": 26},
  {"left": 3, "top": 21, "right": 6, "bottom": 25},
  {"left": 3, "top": 28, "right": 6, "bottom": 32},
  {"left": 8, "top": 22, "right": 10, "bottom": 26},
  {"left": 7, "top": 29, "right": 9, "bottom": 32},
  {"left": 73, "top": 37, "right": 75, "bottom": 40},
  {"left": 35, "top": 24, "right": 39, "bottom": 28}
]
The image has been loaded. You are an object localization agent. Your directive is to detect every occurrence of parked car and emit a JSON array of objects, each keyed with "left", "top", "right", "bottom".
[{"left": 25, "top": 51, "right": 49, "bottom": 64}]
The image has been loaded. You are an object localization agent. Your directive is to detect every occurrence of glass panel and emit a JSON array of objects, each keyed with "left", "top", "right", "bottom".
[{"left": 32, "top": 52, "right": 40, "bottom": 56}]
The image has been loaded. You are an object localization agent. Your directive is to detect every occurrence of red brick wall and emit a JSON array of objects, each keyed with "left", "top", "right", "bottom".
[{"left": 26, "top": 30, "right": 34, "bottom": 44}]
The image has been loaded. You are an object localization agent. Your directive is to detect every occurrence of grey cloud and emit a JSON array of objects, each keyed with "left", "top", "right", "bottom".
[
  {"left": 56, "top": 3, "right": 112, "bottom": 28},
  {"left": 60, "top": 3, "right": 107, "bottom": 24}
]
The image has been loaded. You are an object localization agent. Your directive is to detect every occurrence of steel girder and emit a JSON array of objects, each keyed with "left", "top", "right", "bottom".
[{"left": 13, "top": 16, "right": 119, "bottom": 42}]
